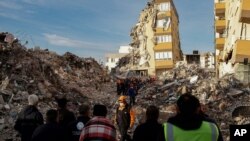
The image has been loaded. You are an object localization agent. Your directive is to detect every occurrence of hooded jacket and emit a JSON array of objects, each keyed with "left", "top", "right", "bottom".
[{"left": 14, "top": 105, "right": 44, "bottom": 141}]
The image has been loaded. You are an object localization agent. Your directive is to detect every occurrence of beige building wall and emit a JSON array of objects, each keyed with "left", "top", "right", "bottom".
[
  {"left": 146, "top": 15, "right": 156, "bottom": 75},
  {"left": 153, "top": 0, "right": 182, "bottom": 75},
  {"left": 215, "top": 0, "right": 250, "bottom": 83},
  {"left": 125, "top": 0, "right": 182, "bottom": 76}
]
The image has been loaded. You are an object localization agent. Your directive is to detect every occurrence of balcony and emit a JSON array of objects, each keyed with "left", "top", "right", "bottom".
[
  {"left": 155, "top": 0, "right": 170, "bottom": 4},
  {"left": 215, "top": 38, "right": 225, "bottom": 51},
  {"left": 157, "top": 11, "right": 171, "bottom": 19},
  {"left": 153, "top": 43, "right": 172, "bottom": 51},
  {"left": 154, "top": 27, "right": 171, "bottom": 35},
  {"left": 239, "top": 0, "right": 250, "bottom": 23},
  {"left": 231, "top": 40, "right": 250, "bottom": 63},
  {"left": 215, "top": 20, "right": 226, "bottom": 33},
  {"left": 215, "top": 2, "right": 225, "bottom": 17},
  {"left": 155, "top": 60, "right": 173, "bottom": 69}
]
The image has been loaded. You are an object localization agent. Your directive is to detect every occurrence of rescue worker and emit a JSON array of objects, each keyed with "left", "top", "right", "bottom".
[
  {"left": 115, "top": 96, "right": 135, "bottom": 141},
  {"left": 127, "top": 83, "right": 136, "bottom": 106},
  {"left": 14, "top": 94, "right": 44, "bottom": 141},
  {"left": 163, "top": 93, "right": 219, "bottom": 141},
  {"left": 117, "top": 79, "right": 123, "bottom": 95}
]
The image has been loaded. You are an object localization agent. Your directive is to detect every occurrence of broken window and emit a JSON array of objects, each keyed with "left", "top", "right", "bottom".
[
  {"left": 155, "top": 51, "right": 172, "bottom": 60},
  {"left": 158, "top": 2, "right": 170, "bottom": 12},
  {"left": 156, "top": 35, "right": 172, "bottom": 43}
]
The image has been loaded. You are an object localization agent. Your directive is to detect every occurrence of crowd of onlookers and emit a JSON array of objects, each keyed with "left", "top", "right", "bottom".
[{"left": 14, "top": 93, "right": 224, "bottom": 141}]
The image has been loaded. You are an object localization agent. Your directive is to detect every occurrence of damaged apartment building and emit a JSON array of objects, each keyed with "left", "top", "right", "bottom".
[
  {"left": 215, "top": 0, "right": 250, "bottom": 83},
  {"left": 118, "top": 0, "right": 182, "bottom": 76}
]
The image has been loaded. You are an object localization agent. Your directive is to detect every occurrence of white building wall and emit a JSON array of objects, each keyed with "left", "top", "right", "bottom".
[
  {"left": 105, "top": 57, "right": 117, "bottom": 71},
  {"left": 118, "top": 46, "right": 132, "bottom": 54},
  {"left": 105, "top": 45, "right": 131, "bottom": 72}
]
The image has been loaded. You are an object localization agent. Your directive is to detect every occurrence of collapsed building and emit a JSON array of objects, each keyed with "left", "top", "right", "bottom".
[
  {"left": 134, "top": 62, "right": 250, "bottom": 140},
  {"left": 117, "top": 0, "right": 183, "bottom": 76},
  {"left": 0, "top": 32, "right": 114, "bottom": 140},
  {"left": 1, "top": 32, "right": 250, "bottom": 141},
  {"left": 214, "top": 0, "right": 250, "bottom": 83}
]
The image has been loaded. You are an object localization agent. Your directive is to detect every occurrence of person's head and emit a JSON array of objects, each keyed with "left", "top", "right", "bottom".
[
  {"left": 176, "top": 93, "right": 200, "bottom": 115},
  {"left": 118, "top": 96, "right": 127, "bottom": 107},
  {"left": 146, "top": 105, "right": 159, "bottom": 121},
  {"left": 46, "top": 109, "right": 58, "bottom": 123},
  {"left": 79, "top": 104, "right": 90, "bottom": 116},
  {"left": 93, "top": 104, "right": 107, "bottom": 117},
  {"left": 28, "top": 94, "right": 39, "bottom": 106},
  {"left": 56, "top": 97, "right": 68, "bottom": 109}
]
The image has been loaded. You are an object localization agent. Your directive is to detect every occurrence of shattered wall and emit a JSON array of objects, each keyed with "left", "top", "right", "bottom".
[
  {"left": 117, "top": 0, "right": 183, "bottom": 76},
  {"left": 215, "top": 0, "right": 250, "bottom": 84}
]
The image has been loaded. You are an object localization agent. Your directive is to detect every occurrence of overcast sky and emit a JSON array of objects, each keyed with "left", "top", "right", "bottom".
[{"left": 0, "top": 0, "right": 214, "bottom": 61}]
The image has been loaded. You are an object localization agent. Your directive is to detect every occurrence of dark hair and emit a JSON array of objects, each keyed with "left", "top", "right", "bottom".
[
  {"left": 46, "top": 109, "right": 58, "bottom": 123},
  {"left": 146, "top": 105, "right": 159, "bottom": 120},
  {"left": 93, "top": 104, "right": 107, "bottom": 117},
  {"left": 56, "top": 97, "right": 68, "bottom": 108},
  {"left": 79, "top": 104, "right": 90, "bottom": 115},
  {"left": 177, "top": 93, "right": 200, "bottom": 115}
]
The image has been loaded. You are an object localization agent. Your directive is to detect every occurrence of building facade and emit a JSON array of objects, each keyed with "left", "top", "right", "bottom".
[
  {"left": 105, "top": 46, "right": 132, "bottom": 72},
  {"left": 184, "top": 51, "right": 215, "bottom": 69},
  {"left": 214, "top": 0, "right": 250, "bottom": 83},
  {"left": 128, "top": 0, "right": 182, "bottom": 76}
]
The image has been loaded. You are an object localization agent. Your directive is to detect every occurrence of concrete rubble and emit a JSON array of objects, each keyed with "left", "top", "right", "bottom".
[
  {"left": 133, "top": 62, "right": 250, "bottom": 140},
  {"left": 0, "top": 32, "right": 115, "bottom": 140},
  {"left": 1, "top": 32, "right": 250, "bottom": 141}
]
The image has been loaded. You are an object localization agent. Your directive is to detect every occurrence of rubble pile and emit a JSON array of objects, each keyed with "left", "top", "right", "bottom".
[
  {"left": 0, "top": 32, "right": 115, "bottom": 140},
  {"left": 134, "top": 63, "right": 250, "bottom": 140}
]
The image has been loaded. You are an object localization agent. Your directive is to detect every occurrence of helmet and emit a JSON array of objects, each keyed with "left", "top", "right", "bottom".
[{"left": 118, "top": 96, "right": 127, "bottom": 102}]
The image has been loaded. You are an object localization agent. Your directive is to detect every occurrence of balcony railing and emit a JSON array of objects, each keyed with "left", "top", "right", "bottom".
[
  {"left": 231, "top": 39, "right": 250, "bottom": 63},
  {"left": 239, "top": 0, "right": 250, "bottom": 23},
  {"left": 215, "top": 20, "right": 226, "bottom": 33},
  {"left": 215, "top": 2, "right": 225, "bottom": 16},
  {"left": 216, "top": 38, "right": 225, "bottom": 51}
]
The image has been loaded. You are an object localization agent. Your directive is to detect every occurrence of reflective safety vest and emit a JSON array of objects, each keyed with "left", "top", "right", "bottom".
[{"left": 163, "top": 121, "right": 219, "bottom": 141}]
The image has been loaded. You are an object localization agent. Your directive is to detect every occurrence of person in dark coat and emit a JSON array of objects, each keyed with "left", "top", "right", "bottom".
[
  {"left": 14, "top": 94, "right": 44, "bottom": 141},
  {"left": 31, "top": 109, "right": 68, "bottom": 141},
  {"left": 56, "top": 97, "right": 76, "bottom": 127},
  {"left": 133, "top": 105, "right": 165, "bottom": 141},
  {"left": 116, "top": 79, "right": 123, "bottom": 95},
  {"left": 68, "top": 104, "right": 91, "bottom": 141},
  {"left": 127, "top": 83, "right": 136, "bottom": 106}
]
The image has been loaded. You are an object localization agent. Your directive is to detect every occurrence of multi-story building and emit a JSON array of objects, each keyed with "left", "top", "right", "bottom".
[
  {"left": 127, "top": 0, "right": 182, "bottom": 76},
  {"left": 105, "top": 46, "right": 132, "bottom": 72},
  {"left": 183, "top": 50, "right": 215, "bottom": 69},
  {"left": 214, "top": 0, "right": 250, "bottom": 83}
]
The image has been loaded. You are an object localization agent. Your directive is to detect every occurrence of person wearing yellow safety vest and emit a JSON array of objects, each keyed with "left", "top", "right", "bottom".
[
  {"left": 115, "top": 96, "right": 135, "bottom": 141},
  {"left": 163, "top": 93, "right": 220, "bottom": 141}
]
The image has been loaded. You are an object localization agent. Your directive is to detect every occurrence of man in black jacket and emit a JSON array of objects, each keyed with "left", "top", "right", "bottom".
[
  {"left": 56, "top": 97, "right": 76, "bottom": 127},
  {"left": 14, "top": 94, "right": 44, "bottom": 141},
  {"left": 68, "top": 104, "right": 90, "bottom": 141},
  {"left": 133, "top": 105, "right": 165, "bottom": 141},
  {"left": 31, "top": 109, "right": 68, "bottom": 141}
]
